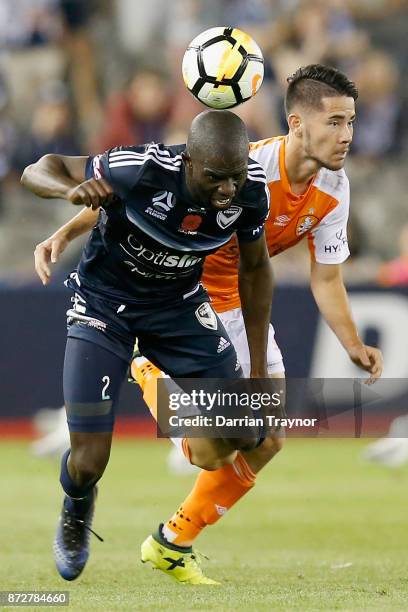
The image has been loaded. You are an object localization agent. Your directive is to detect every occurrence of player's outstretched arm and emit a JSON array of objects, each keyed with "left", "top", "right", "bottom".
[
  {"left": 34, "top": 208, "right": 99, "bottom": 285},
  {"left": 21, "top": 154, "right": 113, "bottom": 209},
  {"left": 310, "top": 260, "right": 383, "bottom": 383},
  {"left": 238, "top": 234, "right": 273, "bottom": 378}
]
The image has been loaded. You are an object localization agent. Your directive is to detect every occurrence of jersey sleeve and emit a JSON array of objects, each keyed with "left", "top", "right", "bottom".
[
  {"left": 236, "top": 165, "right": 270, "bottom": 242},
  {"left": 308, "top": 177, "right": 350, "bottom": 264},
  {"left": 85, "top": 144, "right": 161, "bottom": 198}
]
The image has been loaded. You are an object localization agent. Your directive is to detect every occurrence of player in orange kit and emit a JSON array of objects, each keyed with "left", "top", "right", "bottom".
[{"left": 34, "top": 65, "right": 383, "bottom": 584}]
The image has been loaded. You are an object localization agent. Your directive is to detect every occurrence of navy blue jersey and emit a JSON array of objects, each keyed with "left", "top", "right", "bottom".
[{"left": 72, "top": 143, "right": 269, "bottom": 303}]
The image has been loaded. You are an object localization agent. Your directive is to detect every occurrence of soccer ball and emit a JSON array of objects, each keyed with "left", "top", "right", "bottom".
[{"left": 182, "top": 26, "right": 264, "bottom": 109}]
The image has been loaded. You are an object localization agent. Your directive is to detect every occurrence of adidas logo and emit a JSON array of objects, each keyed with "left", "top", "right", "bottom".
[
  {"left": 217, "top": 337, "right": 231, "bottom": 353},
  {"left": 273, "top": 214, "right": 290, "bottom": 226},
  {"left": 215, "top": 504, "right": 228, "bottom": 516}
]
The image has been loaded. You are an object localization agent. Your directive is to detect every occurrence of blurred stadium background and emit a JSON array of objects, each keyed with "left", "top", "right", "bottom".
[{"left": 1, "top": 1, "right": 408, "bottom": 609}]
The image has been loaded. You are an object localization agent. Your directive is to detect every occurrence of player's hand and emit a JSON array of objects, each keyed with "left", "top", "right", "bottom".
[
  {"left": 347, "top": 343, "right": 383, "bottom": 384},
  {"left": 67, "top": 178, "right": 114, "bottom": 209},
  {"left": 34, "top": 233, "right": 69, "bottom": 286}
]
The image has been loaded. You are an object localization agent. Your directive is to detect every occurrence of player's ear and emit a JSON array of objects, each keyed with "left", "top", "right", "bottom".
[{"left": 287, "top": 113, "right": 302, "bottom": 137}]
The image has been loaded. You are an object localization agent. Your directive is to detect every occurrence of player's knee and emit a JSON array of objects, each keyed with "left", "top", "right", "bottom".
[
  {"left": 189, "top": 450, "right": 220, "bottom": 471},
  {"left": 189, "top": 444, "right": 237, "bottom": 471},
  {"left": 229, "top": 436, "right": 260, "bottom": 452},
  {"left": 194, "top": 458, "right": 233, "bottom": 471},
  {"left": 70, "top": 455, "right": 109, "bottom": 486},
  {"left": 69, "top": 443, "right": 110, "bottom": 485}
]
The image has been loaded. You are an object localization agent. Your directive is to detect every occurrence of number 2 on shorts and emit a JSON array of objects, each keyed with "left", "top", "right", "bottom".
[{"left": 102, "top": 375, "right": 111, "bottom": 400}]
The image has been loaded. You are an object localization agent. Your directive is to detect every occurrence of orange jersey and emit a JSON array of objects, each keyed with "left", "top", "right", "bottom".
[{"left": 203, "top": 136, "right": 350, "bottom": 312}]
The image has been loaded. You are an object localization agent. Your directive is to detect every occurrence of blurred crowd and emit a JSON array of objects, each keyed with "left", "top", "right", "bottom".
[{"left": 0, "top": 0, "right": 407, "bottom": 284}]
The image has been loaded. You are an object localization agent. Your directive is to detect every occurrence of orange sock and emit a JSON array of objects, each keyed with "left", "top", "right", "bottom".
[
  {"left": 131, "top": 358, "right": 194, "bottom": 459},
  {"left": 130, "top": 357, "right": 165, "bottom": 420},
  {"left": 162, "top": 453, "right": 256, "bottom": 546}
]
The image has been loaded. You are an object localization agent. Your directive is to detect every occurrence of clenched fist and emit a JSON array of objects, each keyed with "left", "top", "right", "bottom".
[{"left": 67, "top": 178, "right": 114, "bottom": 209}]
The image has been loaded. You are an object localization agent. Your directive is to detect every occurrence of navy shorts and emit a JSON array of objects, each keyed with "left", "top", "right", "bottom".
[
  {"left": 63, "top": 281, "right": 241, "bottom": 432},
  {"left": 66, "top": 282, "right": 240, "bottom": 377}
]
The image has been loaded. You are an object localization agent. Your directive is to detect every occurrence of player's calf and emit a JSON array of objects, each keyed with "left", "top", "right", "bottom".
[{"left": 242, "top": 432, "right": 284, "bottom": 474}]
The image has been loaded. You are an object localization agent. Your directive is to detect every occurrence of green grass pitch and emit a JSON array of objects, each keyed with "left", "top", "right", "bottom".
[{"left": 1, "top": 438, "right": 407, "bottom": 611}]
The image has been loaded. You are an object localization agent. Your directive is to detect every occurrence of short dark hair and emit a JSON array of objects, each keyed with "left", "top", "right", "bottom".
[{"left": 284, "top": 64, "right": 358, "bottom": 115}]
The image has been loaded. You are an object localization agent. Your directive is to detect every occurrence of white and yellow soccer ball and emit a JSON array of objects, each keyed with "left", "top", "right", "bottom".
[{"left": 182, "top": 26, "right": 264, "bottom": 109}]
